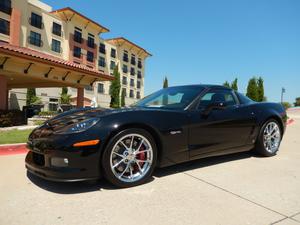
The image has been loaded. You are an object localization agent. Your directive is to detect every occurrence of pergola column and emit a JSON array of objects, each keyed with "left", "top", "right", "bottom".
[
  {"left": 0, "top": 75, "right": 8, "bottom": 110},
  {"left": 77, "top": 87, "right": 84, "bottom": 108}
]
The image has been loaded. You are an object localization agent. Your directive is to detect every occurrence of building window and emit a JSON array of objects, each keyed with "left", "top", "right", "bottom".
[
  {"left": 99, "top": 43, "right": 106, "bottom": 54},
  {"left": 0, "top": 0, "right": 11, "bottom": 15},
  {"left": 138, "top": 58, "right": 142, "bottom": 69},
  {"left": 136, "top": 91, "right": 141, "bottom": 99},
  {"left": 122, "top": 88, "right": 127, "bottom": 97},
  {"left": 51, "top": 39, "right": 61, "bottom": 53},
  {"left": 87, "top": 34, "right": 95, "bottom": 48},
  {"left": 122, "top": 76, "right": 127, "bottom": 85},
  {"left": 122, "top": 64, "right": 128, "bottom": 73},
  {"left": 0, "top": 19, "right": 10, "bottom": 35},
  {"left": 73, "top": 46, "right": 81, "bottom": 58},
  {"left": 110, "top": 61, "right": 116, "bottom": 70},
  {"left": 30, "top": 13, "right": 43, "bottom": 29},
  {"left": 137, "top": 71, "right": 142, "bottom": 79},
  {"left": 123, "top": 51, "right": 128, "bottom": 62},
  {"left": 131, "top": 54, "right": 136, "bottom": 65},
  {"left": 130, "top": 67, "right": 135, "bottom": 76},
  {"left": 137, "top": 80, "right": 141, "bottom": 89},
  {"left": 98, "top": 57, "right": 106, "bottom": 67},
  {"left": 130, "top": 79, "right": 134, "bottom": 87},
  {"left": 87, "top": 51, "right": 94, "bottom": 62},
  {"left": 52, "top": 22, "right": 62, "bottom": 36},
  {"left": 74, "top": 28, "right": 82, "bottom": 43},
  {"left": 85, "top": 86, "right": 93, "bottom": 91},
  {"left": 29, "top": 31, "right": 42, "bottom": 47},
  {"left": 130, "top": 90, "right": 134, "bottom": 98},
  {"left": 111, "top": 48, "right": 116, "bottom": 58},
  {"left": 98, "top": 83, "right": 104, "bottom": 93}
]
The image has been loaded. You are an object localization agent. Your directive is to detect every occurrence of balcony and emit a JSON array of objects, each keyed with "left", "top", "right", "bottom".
[
  {"left": 123, "top": 55, "right": 129, "bottom": 62},
  {"left": 29, "top": 17, "right": 44, "bottom": 29},
  {"left": 0, "top": 5, "right": 11, "bottom": 15},
  {"left": 74, "top": 35, "right": 82, "bottom": 44},
  {"left": 131, "top": 59, "right": 136, "bottom": 66},
  {"left": 87, "top": 42, "right": 95, "bottom": 49},
  {"left": 28, "top": 36, "right": 43, "bottom": 47},
  {"left": 138, "top": 62, "right": 142, "bottom": 69}
]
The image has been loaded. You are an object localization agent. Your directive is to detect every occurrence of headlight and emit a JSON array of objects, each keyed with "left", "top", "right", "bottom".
[{"left": 55, "top": 118, "right": 100, "bottom": 134}]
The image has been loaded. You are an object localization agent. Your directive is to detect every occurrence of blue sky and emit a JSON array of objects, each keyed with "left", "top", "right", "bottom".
[{"left": 43, "top": 0, "right": 300, "bottom": 103}]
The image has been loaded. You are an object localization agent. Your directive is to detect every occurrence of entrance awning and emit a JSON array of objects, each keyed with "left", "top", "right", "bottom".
[{"left": 0, "top": 42, "right": 113, "bottom": 89}]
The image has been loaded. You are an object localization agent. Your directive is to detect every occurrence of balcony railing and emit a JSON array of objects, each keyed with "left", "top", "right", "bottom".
[
  {"left": 138, "top": 62, "right": 142, "bottom": 69},
  {"left": 28, "top": 36, "right": 43, "bottom": 47},
  {"left": 28, "top": 17, "right": 44, "bottom": 29},
  {"left": 0, "top": 5, "right": 11, "bottom": 15},
  {"left": 74, "top": 35, "right": 83, "bottom": 44},
  {"left": 87, "top": 42, "right": 95, "bottom": 49}
]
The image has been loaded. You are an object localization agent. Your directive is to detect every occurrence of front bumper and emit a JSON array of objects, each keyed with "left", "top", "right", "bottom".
[{"left": 25, "top": 139, "right": 103, "bottom": 182}]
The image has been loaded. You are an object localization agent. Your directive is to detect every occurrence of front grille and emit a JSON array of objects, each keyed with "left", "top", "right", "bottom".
[{"left": 32, "top": 153, "right": 45, "bottom": 166}]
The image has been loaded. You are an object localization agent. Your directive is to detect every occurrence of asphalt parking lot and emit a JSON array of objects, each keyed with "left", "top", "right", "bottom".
[{"left": 0, "top": 115, "right": 299, "bottom": 225}]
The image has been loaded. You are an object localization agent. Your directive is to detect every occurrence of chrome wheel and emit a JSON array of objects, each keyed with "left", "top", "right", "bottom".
[
  {"left": 263, "top": 122, "right": 281, "bottom": 153},
  {"left": 109, "top": 134, "right": 153, "bottom": 183}
]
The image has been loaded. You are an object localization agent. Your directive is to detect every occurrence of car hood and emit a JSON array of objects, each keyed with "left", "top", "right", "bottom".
[{"left": 45, "top": 107, "right": 145, "bottom": 127}]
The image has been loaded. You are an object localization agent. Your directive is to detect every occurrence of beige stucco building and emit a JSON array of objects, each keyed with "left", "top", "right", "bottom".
[{"left": 0, "top": 0, "right": 151, "bottom": 111}]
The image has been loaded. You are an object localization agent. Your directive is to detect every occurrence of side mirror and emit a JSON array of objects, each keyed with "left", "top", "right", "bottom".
[{"left": 201, "top": 102, "right": 226, "bottom": 116}]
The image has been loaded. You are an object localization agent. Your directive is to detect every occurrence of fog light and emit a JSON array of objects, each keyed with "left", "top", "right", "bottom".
[{"left": 51, "top": 157, "right": 69, "bottom": 167}]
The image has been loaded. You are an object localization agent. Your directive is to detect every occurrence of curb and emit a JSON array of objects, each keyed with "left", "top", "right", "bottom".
[
  {"left": 0, "top": 143, "right": 28, "bottom": 156},
  {"left": 287, "top": 119, "right": 295, "bottom": 126},
  {"left": 0, "top": 143, "right": 26, "bottom": 147}
]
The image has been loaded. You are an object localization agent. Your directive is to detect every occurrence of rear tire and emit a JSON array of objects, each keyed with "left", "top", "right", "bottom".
[
  {"left": 102, "top": 128, "right": 157, "bottom": 188},
  {"left": 255, "top": 119, "right": 282, "bottom": 157}
]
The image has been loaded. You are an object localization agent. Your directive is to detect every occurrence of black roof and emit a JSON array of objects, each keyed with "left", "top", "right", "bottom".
[{"left": 168, "top": 84, "right": 232, "bottom": 90}]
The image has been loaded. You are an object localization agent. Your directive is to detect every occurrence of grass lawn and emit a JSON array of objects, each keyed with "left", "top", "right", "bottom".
[{"left": 0, "top": 129, "right": 33, "bottom": 145}]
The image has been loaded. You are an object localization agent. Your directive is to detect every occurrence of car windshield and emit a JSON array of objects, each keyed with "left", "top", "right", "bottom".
[{"left": 133, "top": 86, "right": 204, "bottom": 109}]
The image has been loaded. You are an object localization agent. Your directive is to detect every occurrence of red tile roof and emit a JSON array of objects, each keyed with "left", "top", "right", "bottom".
[
  {"left": 51, "top": 7, "right": 109, "bottom": 33},
  {"left": 106, "top": 37, "right": 152, "bottom": 57},
  {"left": 0, "top": 42, "right": 113, "bottom": 80}
]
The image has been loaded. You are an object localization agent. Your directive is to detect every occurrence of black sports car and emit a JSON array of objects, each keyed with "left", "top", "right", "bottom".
[{"left": 26, "top": 85, "right": 287, "bottom": 187}]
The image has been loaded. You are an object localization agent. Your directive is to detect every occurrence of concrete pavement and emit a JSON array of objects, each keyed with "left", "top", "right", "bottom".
[{"left": 0, "top": 118, "right": 299, "bottom": 225}]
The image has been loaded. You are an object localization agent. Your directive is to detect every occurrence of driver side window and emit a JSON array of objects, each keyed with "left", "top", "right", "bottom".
[{"left": 198, "top": 90, "right": 237, "bottom": 109}]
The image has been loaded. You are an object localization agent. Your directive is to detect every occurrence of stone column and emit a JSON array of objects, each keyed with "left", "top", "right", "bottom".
[
  {"left": 0, "top": 75, "right": 8, "bottom": 110},
  {"left": 77, "top": 87, "right": 84, "bottom": 108}
]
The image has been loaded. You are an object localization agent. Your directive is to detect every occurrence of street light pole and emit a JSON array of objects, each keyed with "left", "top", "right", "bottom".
[{"left": 281, "top": 87, "right": 285, "bottom": 103}]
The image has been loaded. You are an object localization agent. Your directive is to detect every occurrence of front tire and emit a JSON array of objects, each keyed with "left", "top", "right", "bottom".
[
  {"left": 255, "top": 119, "right": 282, "bottom": 157},
  {"left": 102, "top": 128, "right": 157, "bottom": 188}
]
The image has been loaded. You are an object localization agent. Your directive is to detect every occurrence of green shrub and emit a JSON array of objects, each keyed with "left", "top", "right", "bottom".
[
  {"left": 38, "top": 111, "right": 57, "bottom": 117},
  {"left": 0, "top": 110, "right": 25, "bottom": 127}
]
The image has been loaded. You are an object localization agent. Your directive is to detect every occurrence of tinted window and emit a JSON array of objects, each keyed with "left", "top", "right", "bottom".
[
  {"left": 236, "top": 92, "right": 253, "bottom": 104},
  {"left": 198, "top": 90, "right": 237, "bottom": 109},
  {"left": 134, "top": 86, "right": 204, "bottom": 109}
]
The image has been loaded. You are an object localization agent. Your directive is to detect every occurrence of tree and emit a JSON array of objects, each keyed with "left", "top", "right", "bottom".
[
  {"left": 231, "top": 78, "right": 238, "bottom": 91},
  {"left": 163, "top": 77, "right": 168, "bottom": 88},
  {"left": 60, "top": 87, "right": 71, "bottom": 104},
  {"left": 223, "top": 81, "right": 230, "bottom": 88},
  {"left": 281, "top": 102, "right": 291, "bottom": 110},
  {"left": 110, "top": 65, "right": 121, "bottom": 108},
  {"left": 246, "top": 77, "right": 258, "bottom": 101},
  {"left": 295, "top": 97, "right": 300, "bottom": 107},
  {"left": 26, "top": 88, "right": 41, "bottom": 105},
  {"left": 121, "top": 88, "right": 126, "bottom": 107},
  {"left": 257, "top": 77, "right": 264, "bottom": 102}
]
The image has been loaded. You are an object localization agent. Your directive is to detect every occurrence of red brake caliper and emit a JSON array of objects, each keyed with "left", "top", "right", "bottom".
[{"left": 134, "top": 144, "right": 145, "bottom": 172}]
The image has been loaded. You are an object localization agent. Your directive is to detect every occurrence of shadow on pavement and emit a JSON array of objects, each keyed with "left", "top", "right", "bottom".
[{"left": 27, "top": 151, "right": 254, "bottom": 194}]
